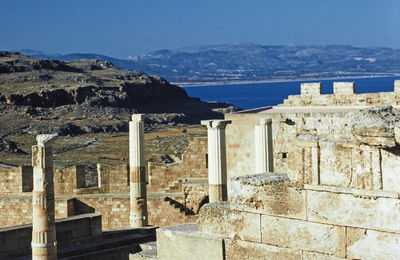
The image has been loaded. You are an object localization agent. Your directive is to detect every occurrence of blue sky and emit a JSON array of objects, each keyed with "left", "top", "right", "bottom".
[{"left": 0, "top": 0, "right": 399, "bottom": 58}]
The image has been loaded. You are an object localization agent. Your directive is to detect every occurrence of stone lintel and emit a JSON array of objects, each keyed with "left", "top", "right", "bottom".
[
  {"left": 201, "top": 120, "right": 232, "bottom": 129},
  {"left": 131, "top": 113, "right": 145, "bottom": 122},
  {"left": 296, "top": 140, "right": 319, "bottom": 147}
]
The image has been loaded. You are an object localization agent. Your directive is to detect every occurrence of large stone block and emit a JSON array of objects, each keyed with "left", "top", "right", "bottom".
[
  {"left": 225, "top": 239, "right": 301, "bottom": 260},
  {"left": 347, "top": 227, "right": 400, "bottom": 259},
  {"left": 230, "top": 173, "right": 306, "bottom": 220},
  {"left": 307, "top": 188, "right": 400, "bottom": 232},
  {"left": 157, "top": 223, "right": 224, "bottom": 260},
  {"left": 198, "top": 202, "right": 261, "bottom": 242},
  {"left": 261, "top": 215, "right": 346, "bottom": 257}
]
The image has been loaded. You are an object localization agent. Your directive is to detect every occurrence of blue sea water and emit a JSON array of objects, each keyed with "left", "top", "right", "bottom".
[{"left": 181, "top": 77, "right": 399, "bottom": 110}]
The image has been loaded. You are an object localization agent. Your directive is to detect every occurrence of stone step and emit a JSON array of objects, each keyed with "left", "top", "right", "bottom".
[{"left": 156, "top": 223, "right": 224, "bottom": 260}]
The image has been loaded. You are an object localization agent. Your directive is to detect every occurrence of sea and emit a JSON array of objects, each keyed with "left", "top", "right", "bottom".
[{"left": 181, "top": 76, "right": 400, "bottom": 110}]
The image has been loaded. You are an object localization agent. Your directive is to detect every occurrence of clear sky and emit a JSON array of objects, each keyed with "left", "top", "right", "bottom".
[{"left": 0, "top": 0, "right": 399, "bottom": 58}]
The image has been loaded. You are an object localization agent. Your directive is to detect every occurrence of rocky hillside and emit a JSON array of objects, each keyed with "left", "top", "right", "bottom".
[
  {"left": 22, "top": 43, "right": 400, "bottom": 83},
  {"left": 0, "top": 51, "right": 237, "bottom": 142}
]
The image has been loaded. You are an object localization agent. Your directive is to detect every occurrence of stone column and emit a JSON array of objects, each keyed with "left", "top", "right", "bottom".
[
  {"left": 31, "top": 134, "right": 58, "bottom": 260},
  {"left": 255, "top": 118, "right": 273, "bottom": 173},
  {"left": 129, "top": 114, "right": 148, "bottom": 228},
  {"left": 201, "top": 119, "right": 231, "bottom": 203}
]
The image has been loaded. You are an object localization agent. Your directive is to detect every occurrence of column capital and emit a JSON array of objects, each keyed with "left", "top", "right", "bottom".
[
  {"left": 131, "top": 113, "right": 145, "bottom": 122},
  {"left": 36, "top": 134, "right": 57, "bottom": 146},
  {"left": 201, "top": 119, "right": 232, "bottom": 130},
  {"left": 259, "top": 117, "right": 272, "bottom": 126}
]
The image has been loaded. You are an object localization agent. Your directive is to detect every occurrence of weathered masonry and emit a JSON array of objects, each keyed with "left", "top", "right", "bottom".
[
  {"left": 134, "top": 80, "right": 400, "bottom": 259},
  {"left": 0, "top": 136, "right": 207, "bottom": 230}
]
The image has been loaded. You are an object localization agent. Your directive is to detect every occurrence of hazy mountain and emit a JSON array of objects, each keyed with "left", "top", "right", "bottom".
[{"left": 19, "top": 43, "right": 400, "bottom": 83}]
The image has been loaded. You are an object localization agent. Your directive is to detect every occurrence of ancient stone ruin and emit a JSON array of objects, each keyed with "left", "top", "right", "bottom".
[{"left": 1, "top": 80, "right": 400, "bottom": 259}]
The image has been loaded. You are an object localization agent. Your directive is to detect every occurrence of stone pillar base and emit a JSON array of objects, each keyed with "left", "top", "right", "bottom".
[{"left": 209, "top": 184, "right": 227, "bottom": 203}]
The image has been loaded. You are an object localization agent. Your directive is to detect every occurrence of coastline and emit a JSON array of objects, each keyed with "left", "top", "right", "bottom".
[{"left": 175, "top": 74, "right": 400, "bottom": 87}]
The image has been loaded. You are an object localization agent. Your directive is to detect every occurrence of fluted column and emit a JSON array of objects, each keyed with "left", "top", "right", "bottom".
[
  {"left": 255, "top": 118, "right": 273, "bottom": 173},
  {"left": 201, "top": 119, "right": 231, "bottom": 203},
  {"left": 32, "top": 134, "right": 58, "bottom": 260},
  {"left": 129, "top": 114, "right": 148, "bottom": 227}
]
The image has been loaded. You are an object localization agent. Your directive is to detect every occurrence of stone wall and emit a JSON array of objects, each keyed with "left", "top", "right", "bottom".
[
  {"left": 0, "top": 193, "right": 196, "bottom": 230},
  {"left": 154, "top": 172, "right": 400, "bottom": 259},
  {"left": 54, "top": 165, "right": 86, "bottom": 195},
  {"left": 74, "top": 195, "right": 196, "bottom": 230},
  {"left": 281, "top": 80, "right": 400, "bottom": 107},
  {"left": 0, "top": 166, "right": 32, "bottom": 194},
  {"left": 0, "top": 163, "right": 129, "bottom": 196},
  {"left": 196, "top": 173, "right": 400, "bottom": 259},
  {"left": 0, "top": 196, "right": 75, "bottom": 228},
  {"left": 148, "top": 137, "right": 208, "bottom": 191}
]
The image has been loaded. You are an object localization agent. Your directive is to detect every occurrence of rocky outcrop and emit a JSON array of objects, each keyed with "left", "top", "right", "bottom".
[{"left": 0, "top": 52, "right": 239, "bottom": 138}]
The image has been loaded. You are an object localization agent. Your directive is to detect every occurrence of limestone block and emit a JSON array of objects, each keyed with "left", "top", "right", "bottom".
[
  {"left": 261, "top": 215, "right": 346, "bottom": 257},
  {"left": 319, "top": 143, "right": 352, "bottom": 187},
  {"left": 307, "top": 189, "right": 400, "bottom": 232},
  {"left": 198, "top": 202, "right": 261, "bottom": 242},
  {"left": 224, "top": 239, "right": 301, "bottom": 260},
  {"left": 381, "top": 148, "right": 400, "bottom": 192},
  {"left": 347, "top": 227, "right": 400, "bottom": 259},
  {"left": 156, "top": 223, "right": 224, "bottom": 260},
  {"left": 230, "top": 173, "right": 306, "bottom": 220},
  {"left": 301, "top": 82, "right": 321, "bottom": 96},
  {"left": 333, "top": 82, "right": 354, "bottom": 95}
]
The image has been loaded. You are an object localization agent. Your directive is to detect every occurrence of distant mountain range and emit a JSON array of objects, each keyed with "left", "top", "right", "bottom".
[{"left": 18, "top": 43, "right": 400, "bottom": 83}]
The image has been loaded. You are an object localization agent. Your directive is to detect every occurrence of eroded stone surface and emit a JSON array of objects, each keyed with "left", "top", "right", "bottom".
[
  {"left": 230, "top": 172, "right": 306, "bottom": 219},
  {"left": 225, "top": 239, "right": 302, "bottom": 260},
  {"left": 347, "top": 227, "right": 400, "bottom": 259},
  {"left": 350, "top": 106, "right": 400, "bottom": 147},
  {"left": 261, "top": 215, "right": 346, "bottom": 257},
  {"left": 157, "top": 223, "right": 224, "bottom": 260},
  {"left": 307, "top": 189, "right": 400, "bottom": 232},
  {"left": 198, "top": 202, "right": 261, "bottom": 242}
]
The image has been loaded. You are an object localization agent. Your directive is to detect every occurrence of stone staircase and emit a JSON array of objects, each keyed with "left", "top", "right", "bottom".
[{"left": 163, "top": 196, "right": 196, "bottom": 219}]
